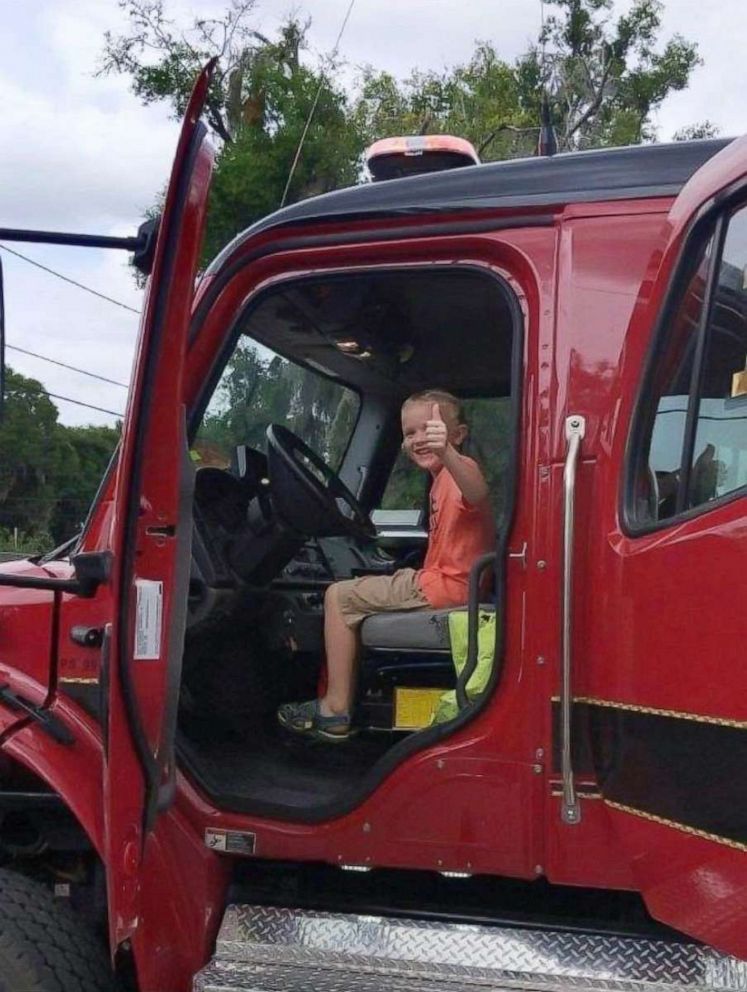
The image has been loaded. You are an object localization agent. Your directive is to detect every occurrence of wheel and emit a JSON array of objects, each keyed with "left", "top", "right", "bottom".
[
  {"left": 266, "top": 424, "right": 376, "bottom": 540},
  {"left": 0, "top": 869, "right": 116, "bottom": 991}
]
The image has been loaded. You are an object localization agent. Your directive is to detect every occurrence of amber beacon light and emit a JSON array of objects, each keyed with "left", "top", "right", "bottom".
[{"left": 365, "top": 134, "right": 480, "bottom": 181}]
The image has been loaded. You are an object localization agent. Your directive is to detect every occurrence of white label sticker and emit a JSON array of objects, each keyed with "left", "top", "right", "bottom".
[{"left": 134, "top": 579, "right": 163, "bottom": 660}]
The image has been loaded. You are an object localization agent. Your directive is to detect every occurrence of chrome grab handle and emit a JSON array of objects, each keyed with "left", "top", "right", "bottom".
[{"left": 561, "top": 414, "right": 585, "bottom": 825}]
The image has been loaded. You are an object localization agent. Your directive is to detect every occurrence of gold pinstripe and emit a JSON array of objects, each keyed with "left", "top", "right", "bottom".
[
  {"left": 604, "top": 800, "right": 747, "bottom": 854},
  {"left": 551, "top": 790, "right": 602, "bottom": 799},
  {"left": 550, "top": 695, "right": 747, "bottom": 730}
]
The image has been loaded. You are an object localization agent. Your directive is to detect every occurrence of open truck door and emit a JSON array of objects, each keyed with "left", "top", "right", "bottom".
[
  {"left": 563, "top": 134, "right": 747, "bottom": 957},
  {"left": 104, "top": 62, "right": 215, "bottom": 948}
]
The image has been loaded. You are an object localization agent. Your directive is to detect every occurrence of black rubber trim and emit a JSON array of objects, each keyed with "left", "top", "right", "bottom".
[
  {"left": 116, "top": 120, "right": 208, "bottom": 837},
  {"left": 205, "top": 138, "right": 731, "bottom": 275},
  {"left": 179, "top": 263, "right": 524, "bottom": 824},
  {"left": 149, "top": 415, "right": 195, "bottom": 826},
  {"left": 675, "top": 215, "right": 727, "bottom": 514},
  {"left": 98, "top": 625, "right": 112, "bottom": 758},
  {"left": 621, "top": 181, "right": 747, "bottom": 536}
]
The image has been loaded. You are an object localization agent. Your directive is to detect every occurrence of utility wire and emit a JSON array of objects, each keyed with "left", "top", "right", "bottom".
[
  {"left": 280, "top": 0, "right": 357, "bottom": 208},
  {"left": 7, "top": 344, "right": 129, "bottom": 389},
  {"left": 5, "top": 496, "right": 95, "bottom": 503},
  {"left": 0, "top": 243, "right": 142, "bottom": 315},
  {"left": 45, "top": 391, "right": 124, "bottom": 419}
]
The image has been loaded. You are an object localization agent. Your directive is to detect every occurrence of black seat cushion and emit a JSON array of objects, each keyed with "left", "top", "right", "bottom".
[{"left": 361, "top": 605, "right": 495, "bottom": 653}]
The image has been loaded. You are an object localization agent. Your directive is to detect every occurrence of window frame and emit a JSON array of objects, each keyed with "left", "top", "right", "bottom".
[{"left": 623, "top": 190, "right": 747, "bottom": 536}]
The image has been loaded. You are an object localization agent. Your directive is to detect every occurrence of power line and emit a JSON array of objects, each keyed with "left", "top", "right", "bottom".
[
  {"left": 46, "top": 391, "right": 124, "bottom": 419},
  {"left": 0, "top": 243, "right": 142, "bottom": 315},
  {"left": 280, "top": 0, "right": 357, "bottom": 208},
  {"left": 4, "top": 497, "right": 94, "bottom": 503},
  {"left": 7, "top": 344, "right": 129, "bottom": 389}
]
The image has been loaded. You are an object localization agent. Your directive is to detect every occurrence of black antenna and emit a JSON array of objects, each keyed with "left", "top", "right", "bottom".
[
  {"left": 536, "top": 0, "right": 558, "bottom": 157},
  {"left": 537, "top": 91, "right": 558, "bottom": 157}
]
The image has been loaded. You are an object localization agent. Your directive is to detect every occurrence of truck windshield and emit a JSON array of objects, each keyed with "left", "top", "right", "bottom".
[{"left": 193, "top": 337, "right": 359, "bottom": 469}]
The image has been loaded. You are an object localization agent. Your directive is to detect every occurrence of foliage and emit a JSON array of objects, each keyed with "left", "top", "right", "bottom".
[
  {"left": 200, "top": 50, "right": 360, "bottom": 261},
  {"left": 101, "top": 0, "right": 711, "bottom": 270},
  {"left": 0, "top": 369, "right": 60, "bottom": 538},
  {"left": 196, "top": 341, "right": 358, "bottom": 468},
  {"left": 356, "top": 0, "right": 707, "bottom": 157},
  {"left": 0, "top": 368, "right": 119, "bottom": 551},
  {"left": 49, "top": 424, "right": 120, "bottom": 545},
  {"left": 521, "top": 0, "right": 703, "bottom": 149},
  {"left": 0, "top": 528, "right": 52, "bottom": 556},
  {"left": 100, "top": 2, "right": 363, "bottom": 265},
  {"left": 99, "top": 0, "right": 264, "bottom": 144},
  {"left": 354, "top": 45, "right": 539, "bottom": 162},
  {"left": 673, "top": 121, "right": 719, "bottom": 142}
]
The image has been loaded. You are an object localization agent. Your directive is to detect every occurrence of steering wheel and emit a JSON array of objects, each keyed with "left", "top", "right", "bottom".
[{"left": 266, "top": 425, "right": 376, "bottom": 541}]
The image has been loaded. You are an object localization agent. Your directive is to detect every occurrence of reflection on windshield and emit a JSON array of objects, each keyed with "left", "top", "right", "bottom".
[{"left": 195, "top": 339, "right": 359, "bottom": 469}]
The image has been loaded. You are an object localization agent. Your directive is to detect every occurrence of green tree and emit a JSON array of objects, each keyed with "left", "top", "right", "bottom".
[
  {"left": 0, "top": 369, "right": 120, "bottom": 551},
  {"left": 354, "top": 45, "right": 538, "bottom": 162},
  {"left": 355, "top": 0, "right": 707, "bottom": 159},
  {"left": 519, "top": 0, "right": 703, "bottom": 149},
  {"left": 99, "top": 2, "right": 362, "bottom": 264},
  {"left": 50, "top": 424, "right": 120, "bottom": 545},
  {"left": 197, "top": 341, "right": 357, "bottom": 467},
  {"left": 0, "top": 368, "right": 60, "bottom": 540}
]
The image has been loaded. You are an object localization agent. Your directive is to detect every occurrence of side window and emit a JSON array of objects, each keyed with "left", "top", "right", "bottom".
[
  {"left": 194, "top": 339, "right": 359, "bottom": 469},
  {"left": 380, "top": 397, "right": 511, "bottom": 517},
  {"left": 631, "top": 203, "right": 747, "bottom": 526},
  {"left": 688, "top": 209, "right": 747, "bottom": 507}
]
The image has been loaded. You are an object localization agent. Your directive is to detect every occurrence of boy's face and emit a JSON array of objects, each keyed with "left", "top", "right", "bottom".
[{"left": 401, "top": 400, "right": 466, "bottom": 472}]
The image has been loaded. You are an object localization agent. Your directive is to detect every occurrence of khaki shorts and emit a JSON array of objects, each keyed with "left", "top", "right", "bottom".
[{"left": 334, "top": 568, "right": 429, "bottom": 629}]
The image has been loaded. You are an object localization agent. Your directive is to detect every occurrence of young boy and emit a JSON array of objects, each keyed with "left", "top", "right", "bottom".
[{"left": 277, "top": 390, "right": 495, "bottom": 741}]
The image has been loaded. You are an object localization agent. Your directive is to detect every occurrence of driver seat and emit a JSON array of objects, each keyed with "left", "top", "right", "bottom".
[{"left": 361, "top": 604, "right": 495, "bottom": 654}]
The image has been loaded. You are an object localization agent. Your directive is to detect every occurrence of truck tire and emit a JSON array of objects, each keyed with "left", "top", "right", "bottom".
[{"left": 0, "top": 869, "right": 116, "bottom": 991}]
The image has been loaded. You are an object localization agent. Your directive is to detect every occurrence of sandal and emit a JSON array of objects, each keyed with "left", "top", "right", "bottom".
[{"left": 277, "top": 699, "right": 354, "bottom": 742}]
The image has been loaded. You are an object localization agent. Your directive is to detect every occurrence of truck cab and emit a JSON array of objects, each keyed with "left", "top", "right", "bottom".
[{"left": 1, "top": 64, "right": 747, "bottom": 992}]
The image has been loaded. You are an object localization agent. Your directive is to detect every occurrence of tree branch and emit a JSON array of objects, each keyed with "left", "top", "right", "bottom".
[
  {"left": 566, "top": 54, "right": 613, "bottom": 141},
  {"left": 478, "top": 123, "right": 537, "bottom": 157},
  {"left": 206, "top": 101, "right": 233, "bottom": 143}
]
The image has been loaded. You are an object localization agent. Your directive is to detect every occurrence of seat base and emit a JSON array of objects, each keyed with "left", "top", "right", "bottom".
[{"left": 361, "top": 605, "right": 495, "bottom": 653}]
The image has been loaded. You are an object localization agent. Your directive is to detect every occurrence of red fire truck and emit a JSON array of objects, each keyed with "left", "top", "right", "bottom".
[{"left": 1, "top": 60, "right": 747, "bottom": 992}]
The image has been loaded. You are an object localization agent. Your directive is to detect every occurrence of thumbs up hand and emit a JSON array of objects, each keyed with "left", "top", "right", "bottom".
[{"left": 425, "top": 402, "right": 449, "bottom": 459}]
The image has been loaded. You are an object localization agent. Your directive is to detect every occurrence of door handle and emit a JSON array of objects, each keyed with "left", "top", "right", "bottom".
[
  {"left": 508, "top": 542, "right": 527, "bottom": 569},
  {"left": 560, "top": 415, "right": 585, "bottom": 825}
]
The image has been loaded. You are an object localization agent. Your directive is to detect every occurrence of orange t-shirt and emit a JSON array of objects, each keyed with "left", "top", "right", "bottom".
[{"left": 417, "top": 456, "right": 496, "bottom": 609}]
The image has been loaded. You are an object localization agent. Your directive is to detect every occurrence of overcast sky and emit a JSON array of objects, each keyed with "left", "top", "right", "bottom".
[{"left": 1, "top": 0, "right": 744, "bottom": 427}]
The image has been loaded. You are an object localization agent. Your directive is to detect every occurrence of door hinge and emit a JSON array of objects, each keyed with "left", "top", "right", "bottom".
[{"left": 0, "top": 685, "right": 74, "bottom": 745}]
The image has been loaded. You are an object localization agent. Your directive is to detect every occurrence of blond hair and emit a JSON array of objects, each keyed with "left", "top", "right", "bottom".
[{"left": 403, "top": 389, "right": 465, "bottom": 424}]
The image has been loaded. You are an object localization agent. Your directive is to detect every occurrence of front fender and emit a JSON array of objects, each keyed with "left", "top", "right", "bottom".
[{"left": 1, "top": 695, "right": 105, "bottom": 856}]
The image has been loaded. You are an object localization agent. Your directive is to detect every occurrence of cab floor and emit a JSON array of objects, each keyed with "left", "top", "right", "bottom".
[{"left": 177, "top": 715, "right": 395, "bottom": 815}]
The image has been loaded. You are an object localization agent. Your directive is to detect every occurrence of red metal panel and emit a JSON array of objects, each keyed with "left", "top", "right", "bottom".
[
  {"left": 177, "top": 226, "right": 556, "bottom": 881},
  {"left": 2, "top": 701, "right": 106, "bottom": 856},
  {"left": 132, "top": 808, "right": 231, "bottom": 992},
  {"left": 0, "top": 560, "right": 57, "bottom": 712},
  {"left": 103, "top": 62, "right": 216, "bottom": 953},
  {"left": 557, "top": 138, "right": 747, "bottom": 953}
]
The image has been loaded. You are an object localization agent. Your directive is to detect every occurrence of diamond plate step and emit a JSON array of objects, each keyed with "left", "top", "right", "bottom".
[{"left": 193, "top": 905, "right": 747, "bottom": 992}]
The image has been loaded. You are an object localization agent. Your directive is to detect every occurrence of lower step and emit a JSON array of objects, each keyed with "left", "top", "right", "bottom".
[{"left": 193, "top": 905, "right": 747, "bottom": 992}]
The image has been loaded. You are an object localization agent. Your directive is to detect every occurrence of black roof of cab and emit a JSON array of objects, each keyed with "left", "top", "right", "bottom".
[{"left": 207, "top": 138, "right": 732, "bottom": 274}]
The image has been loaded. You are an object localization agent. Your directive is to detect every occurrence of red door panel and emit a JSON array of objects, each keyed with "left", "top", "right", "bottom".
[
  {"left": 104, "top": 62, "right": 215, "bottom": 948},
  {"left": 564, "top": 134, "right": 747, "bottom": 955}
]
